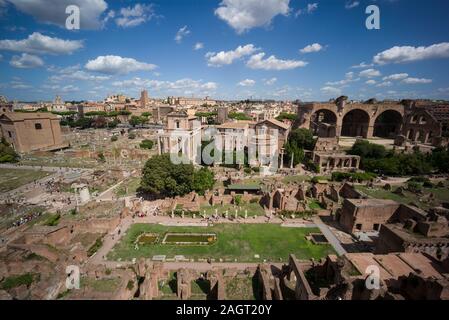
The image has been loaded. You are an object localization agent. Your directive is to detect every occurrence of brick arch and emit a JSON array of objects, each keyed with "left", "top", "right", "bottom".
[
  {"left": 373, "top": 109, "right": 404, "bottom": 138},
  {"left": 310, "top": 108, "right": 338, "bottom": 137},
  {"left": 341, "top": 109, "right": 371, "bottom": 138}
]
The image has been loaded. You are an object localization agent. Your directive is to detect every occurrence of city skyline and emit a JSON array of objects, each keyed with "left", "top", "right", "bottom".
[{"left": 1, "top": 0, "right": 449, "bottom": 102}]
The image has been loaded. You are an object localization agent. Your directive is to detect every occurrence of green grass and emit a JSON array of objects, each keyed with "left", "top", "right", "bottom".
[
  {"left": 87, "top": 237, "right": 103, "bottom": 257},
  {"left": 308, "top": 200, "right": 324, "bottom": 210},
  {"left": 0, "top": 273, "right": 39, "bottom": 290},
  {"left": 115, "top": 177, "right": 141, "bottom": 197},
  {"left": 225, "top": 276, "right": 258, "bottom": 300},
  {"left": 0, "top": 168, "right": 50, "bottom": 193},
  {"left": 282, "top": 175, "right": 311, "bottom": 184},
  {"left": 200, "top": 202, "right": 265, "bottom": 217},
  {"left": 81, "top": 277, "right": 121, "bottom": 292},
  {"left": 355, "top": 185, "right": 449, "bottom": 209},
  {"left": 108, "top": 223, "right": 335, "bottom": 262}
]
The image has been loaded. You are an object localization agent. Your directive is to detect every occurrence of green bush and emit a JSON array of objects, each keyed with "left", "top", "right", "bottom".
[
  {"left": 44, "top": 214, "right": 60, "bottom": 226},
  {"left": 87, "top": 238, "right": 103, "bottom": 257},
  {"left": 0, "top": 273, "right": 37, "bottom": 290},
  {"left": 234, "top": 195, "right": 243, "bottom": 206},
  {"left": 407, "top": 182, "right": 422, "bottom": 193},
  {"left": 139, "top": 139, "right": 154, "bottom": 150}
]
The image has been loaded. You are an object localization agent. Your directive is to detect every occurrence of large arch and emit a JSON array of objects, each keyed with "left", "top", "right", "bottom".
[
  {"left": 341, "top": 109, "right": 370, "bottom": 138},
  {"left": 310, "top": 109, "right": 338, "bottom": 137},
  {"left": 373, "top": 110, "right": 403, "bottom": 138}
]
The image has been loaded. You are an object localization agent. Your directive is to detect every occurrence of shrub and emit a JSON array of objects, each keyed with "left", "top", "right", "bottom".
[
  {"left": 407, "top": 182, "right": 422, "bottom": 193},
  {"left": 111, "top": 135, "right": 118, "bottom": 142},
  {"left": 311, "top": 176, "right": 328, "bottom": 184},
  {"left": 249, "top": 198, "right": 259, "bottom": 204},
  {"left": 140, "top": 139, "right": 154, "bottom": 150},
  {"left": 244, "top": 167, "right": 251, "bottom": 174},
  {"left": 0, "top": 273, "right": 37, "bottom": 290},
  {"left": 128, "top": 133, "right": 136, "bottom": 140},
  {"left": 234, "top": 195, "right": 243, "bottom": 206},
  {"left": 45, "top": 214, "right": 60, "bottom": 226},
  {"left": 87, "top": 238, "right": 103, "bottom": 257}
]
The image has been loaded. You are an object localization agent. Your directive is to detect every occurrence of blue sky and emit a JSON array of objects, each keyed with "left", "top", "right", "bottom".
[{"left": 1, "top": 0, "right": 449, "bottom": 102}]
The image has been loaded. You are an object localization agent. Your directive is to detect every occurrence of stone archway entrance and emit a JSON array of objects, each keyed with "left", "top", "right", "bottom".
[
  {"left": 310, "top": 109, "right": 338, "bottom": 137},
  {"left": 373, "top": 110, "right": 403, "bottom": 138},
  {"left": 341, "top": 109, "right": 370, "bottom": 138}
]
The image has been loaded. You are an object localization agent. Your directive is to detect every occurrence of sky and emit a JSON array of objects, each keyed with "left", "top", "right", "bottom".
[{"left": 0, "top": 0, "right": 449, "bottom": 102}]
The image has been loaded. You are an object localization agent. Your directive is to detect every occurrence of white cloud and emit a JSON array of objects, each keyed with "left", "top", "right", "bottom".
[
  {"left": 0, "top": 32, "right": 83, "bottom": 55},
  {"left": 326, "top": 72, "right": 359, "bottom": 86},
  {"left": 206, "top": 44, "right": 258, "bottom": 67},
  {"left": 376, "top": 81, "right": 392, "bottom": 87},
  {"left": 359, "top": 68, "right": 381, "bottom": 78},
  {"left": 10, "top": 53, "right": 44, "bottom": 68},
  {"left": 345, "top": 1, "right": 360, "bottom": 9},
  {"left": 85, "top": 55, "right": 157, "bottom": 74},
  {"left": 295, "top": 3, "right": 318, "bottom": 17},
  {"left": 61, "top": 85, "right": 79, "bottom": 93},
  {"left": 49, "top": 65, "right": 110, "bottom": 82},
  {"left": 247, "top": 52, "right": 307, "bottom": 70},
  {"left": 215, "top": 0, "right": 290, "bottom": 34},
  {"left": 238, "top": 79, "right": 256, "bottom": 87},
  {"left": 383, "top": 73, "right": 409, "bottom": 81},
  {"left": 5, "top": 0, "right": 108, "bottom": 29},
  {"left": 194, "top": 42, "right": 204, "bottom": 50},
  {"left": 373, "top": 43, "right": 449, "bottom": 65},
  {"left": 264, "top": 77, "right": 277, "bottom": 85},
  {"left": 0, "top": 54, "right": 3, "bottom": 60},
  {"left": 10, "top": 80, "right": 31, "bottom": 89},
  {"left": 115, "top": 3, "right": 155, "bottom": 28},
  {"left": 300, "top": 43, "right": 323, "bottom": 54},
  {"left": 402, "top": 77, "right": 432, "bottom": 84},
  {"left": 306, "top": 3, "right": 318, "bottom": 13},
  {"left": 111, "top": 77, "right": 218, "bottom": 94},
  {"left": 175, "top": 25, "right": 190, "bottom": 43},
  {"left": 366, "top": 80, "right": 376, "bottom": 85},
  {"left": 351, "top": 61, "right": 374, "bottom": 69},
  {"left": 321, "top": 86, "right": 341, "bottom": 95}
]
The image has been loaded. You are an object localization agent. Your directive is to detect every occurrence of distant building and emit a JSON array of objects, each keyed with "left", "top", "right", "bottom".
[
  {"left": 167, "top": 96, "right": 216, "bottom": 107},
  {"left": 152, "top": 105, "right": 175, "bottom": 123},
  {"left": 0, "top": 112, "right": 68, "bottom": 153},
  {"left": 217, "top": 106, "right": 229, "bottom": 124},
  {"left": 157, "top": 111, "right": 201, "bottom": 163},
  {"left": 140, "top": 90, "right": 149, "bottom": 108}
]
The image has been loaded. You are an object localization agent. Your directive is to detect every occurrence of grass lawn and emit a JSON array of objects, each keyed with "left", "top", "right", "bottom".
[
  {"left": 282, "top": 175, "right": 311, "bottom": 184},
  {"left": 0, "top": 168, "right": 51, "bottom": 193},
  {"left": 200, "top": 202, "right": 265, "bottom": 217},
  {"left": 115, "top": 177, "right": 141, "bottom": 197},
  {"left": 80, "top": 277, "right": 121, "bottom": 292},
  {"left": 108, "top": 223, "right": 335, "bottom": 262},
  {"left": 356, "top": 185, "right": 449, "bottom": 210},
  {"left": 225, "top": 276, "right": 259, "bottom": 300},
  {"left": 308, "top": 200, "right": 324, "bottom": 210}
]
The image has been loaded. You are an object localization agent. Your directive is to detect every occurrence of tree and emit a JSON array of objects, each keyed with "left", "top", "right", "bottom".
[
  {"left": 275, "top": 113, "right": 297, "bottom": 121},
  {"left": 140, "top": 155, "right": 215, "bottom": 198},
  {"left": 129, "top": 115, "right": 148, "bottom": 127},
  {"left": 284, "top": 128, "right": 315, "bottom": 166},
  {"left": 0, "top": 138, "right": 19, "bottom": 163},
  {"left": 348, "top": 140, "right": 387, "bottom": 159},
  {"left": 192, "top": 167, "right": 215, "bottom": 195},
  {"left": 140, "top": 154, "right": 194, "bottom": 198},
  {"left": 140, "top": 139, "right": 154, "bottom": 150}
]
